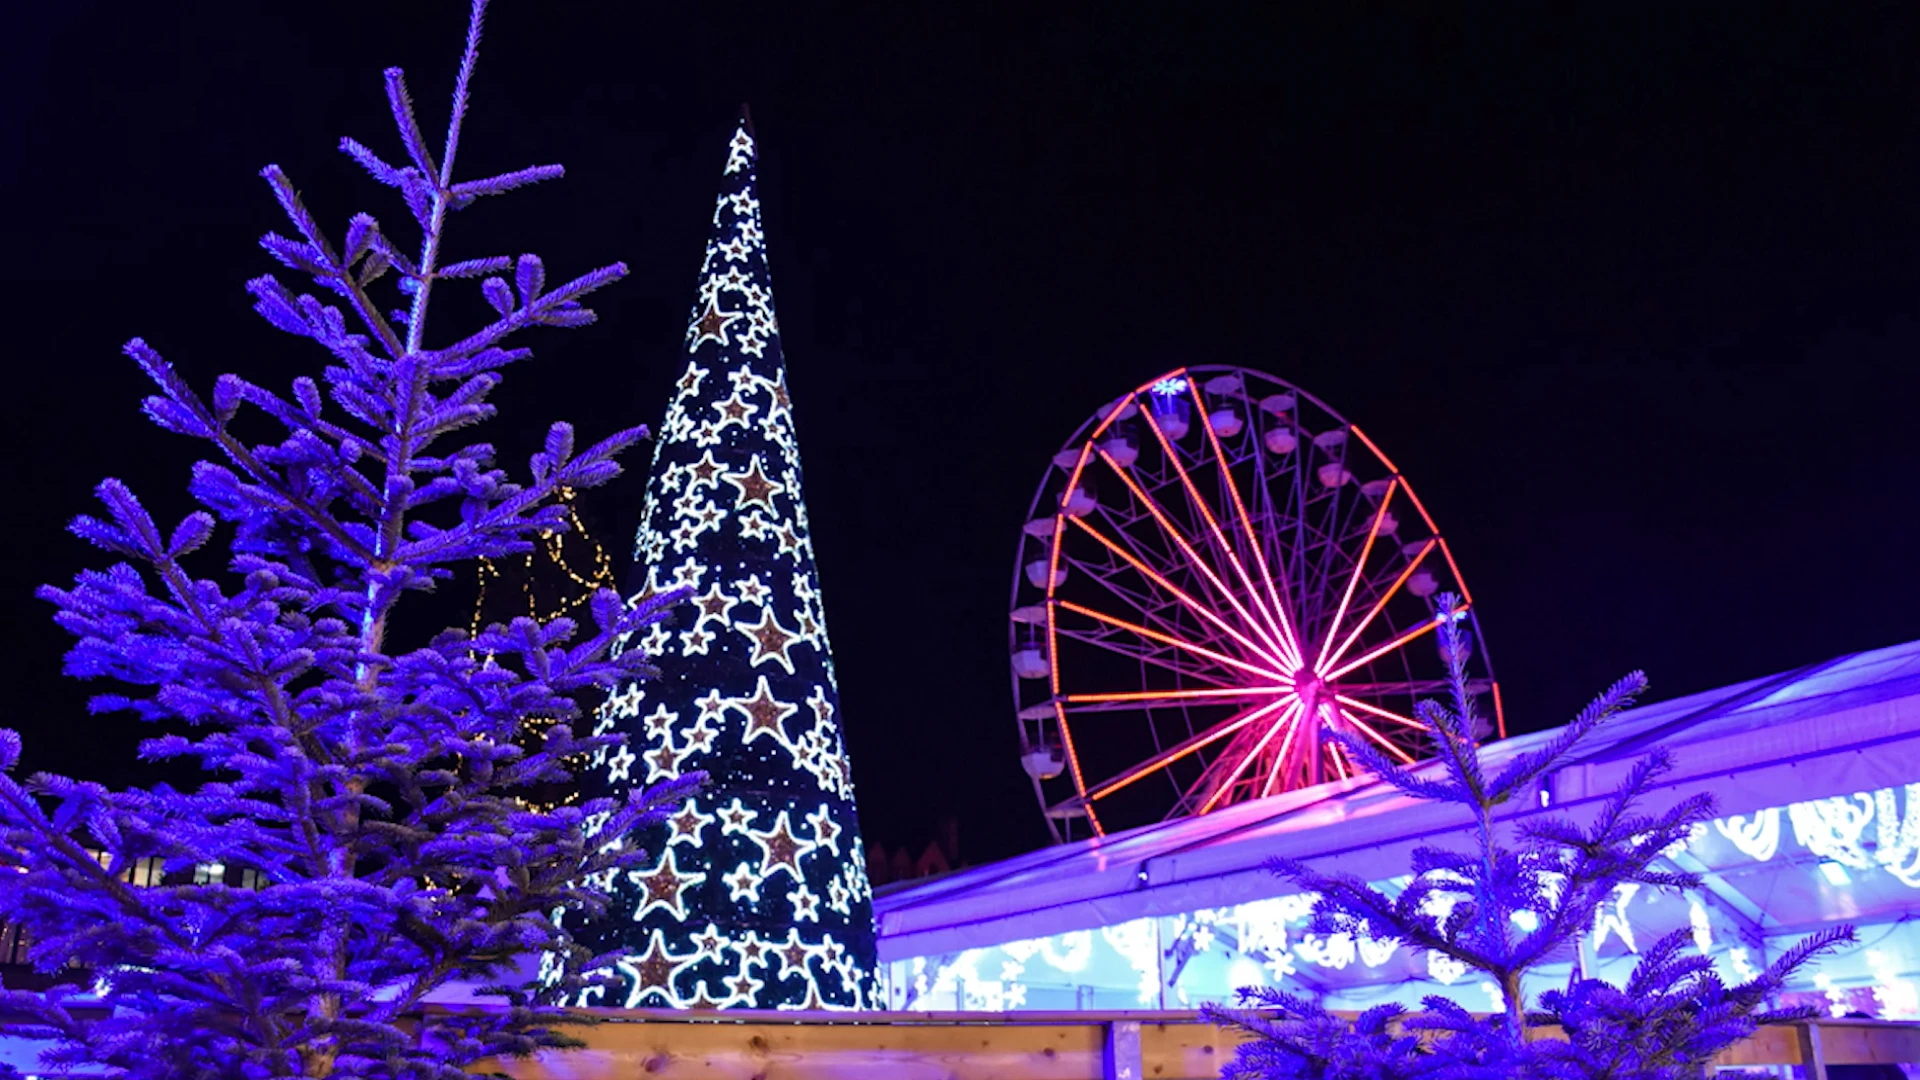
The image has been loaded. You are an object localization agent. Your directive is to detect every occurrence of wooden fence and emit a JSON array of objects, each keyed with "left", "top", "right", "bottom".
[{"left": 477, "top": 1008, "right": 1920, "bottom": 1080}]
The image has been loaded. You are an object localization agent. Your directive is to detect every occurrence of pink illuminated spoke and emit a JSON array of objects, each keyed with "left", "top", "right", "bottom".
[
  {"left": 1314, "top": 480, "right": 1397, "bottom": 672},
  {"left": 1065, "top": 686, "right": 1292, "bottom": 707},
  {"left": 1059, "top": 600, "right": 1293, "bottom": 685},
  {"left": 1320, "top": 541, "right": 1435, "bottom": 677},
  {"left": 1096, "top": 448, "right": 1297, "bottom": 667},
  {"left": 1054, "top": 626, "right": 1238, "bottom": 689},
  {"left": 1187, "top": 379, "right": 1307, "bottom": 670},
  {"left": 1197, "top": 698, "right": 1302, "bottom": 815},
  {"left": 1332, "top": 693, "right": 1425, "bottom": 731},
  {"left": 1060, "top": 551, "right": 1226, "bottom": 658},
  {"left": 1137, "top": 407, "right": 1303, "bottom": 670},
  {"left": 1328, "top": 741, "right": 1351, "bottom": 782},
  {"left": 1066, "top": 515, "right": 1289, "bottom": 673},
  {"left": 1336, "top": 680, "right": 1457, "bottom": 696},
  {"left": 1081, "top": 696, "right": 1293, "bottom": 803},
  {"left": 1324, "top": 602, "right": 1466, "bottom": 683},
  {"left": 1337, "top": 706, "right": 1418, "bottom": 765}
]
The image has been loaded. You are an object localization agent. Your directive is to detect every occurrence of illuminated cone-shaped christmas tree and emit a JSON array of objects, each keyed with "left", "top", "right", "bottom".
[{"left": 574, "top": 119, "right": 878, "bottom": 1010}]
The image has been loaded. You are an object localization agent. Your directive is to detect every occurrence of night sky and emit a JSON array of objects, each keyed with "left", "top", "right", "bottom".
[{"left": 6, "top": 4, "right": 1920, "bottom": 866}]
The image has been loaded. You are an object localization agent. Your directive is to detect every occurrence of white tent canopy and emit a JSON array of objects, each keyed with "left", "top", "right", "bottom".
[{"left": 875, "top": 641, "right": 1920, "bottom": 1014}]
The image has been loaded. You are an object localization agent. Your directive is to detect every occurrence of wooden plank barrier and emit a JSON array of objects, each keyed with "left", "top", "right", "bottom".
[{"left": 470, "top": 1008, "right": 1920, "bottom": 1080}]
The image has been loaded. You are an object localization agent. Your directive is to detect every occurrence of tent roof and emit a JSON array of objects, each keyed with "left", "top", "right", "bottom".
[{"left": 876, "top": 639, "right": 1920, "bottom": 960}]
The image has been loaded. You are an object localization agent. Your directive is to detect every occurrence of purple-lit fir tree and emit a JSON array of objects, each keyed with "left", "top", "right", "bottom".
[
  {"left": 0, "top": 3, "right": 695, "bottom": 1076},
  {"left": 1208, "top": 595, "right": 1853, "bottom": 1080},
  {"left": 566, "top": 118, "right": 880, "bottom": 1010}
]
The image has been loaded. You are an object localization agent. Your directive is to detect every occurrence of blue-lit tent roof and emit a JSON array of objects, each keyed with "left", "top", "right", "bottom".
[{"left": 876, "top": 640, "right": 1920, "bottom": 963}]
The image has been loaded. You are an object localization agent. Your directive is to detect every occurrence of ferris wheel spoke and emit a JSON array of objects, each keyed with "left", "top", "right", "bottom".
[
  {"left": 1138, "top": 402, "right": 1303, "bottom": 669},
  {"left": 1331, "top": 693, "right": 1425, "bottom": 731},
  {"left": 1302, "top": 467, "right": 1372, "bottom": 642},
  {"left": 1318, "top": 538, "right": 1437, "bottom": 676},
  {"left": 1096, "top": 448, "right": 1298, "bottom": 666},
  {"left": 1323, "top": 602, "right": 1468, "bottom": 683},
  {"left": 1054, "top": 626, "right": 1238, "bottom": 688},
  {"left": 1327, "top": 741, "right": 1351, "bottom": 782},
  {"left": 1313, "top": 479, "right": 1398, "bottom": 672},
  {"left": 1058, "top": 600, "right": 1294, "bottom": 684},
  {"left": 1078, "top": 695, "right": 1294, "bottom": 804},
  {"left": 1066, "top": 516, "right": 1289, "bottom": 671},
  {"left": 1196, "top": 697, "right": 1302, "bottom": 815},
  {"left": 1335, "top": 679, "right": 1457, "bottom": 697},
  {"left": 1336, "top": 706, "right": 1419, "bottom": 765},
  {"left": 1339, "top": 677, "right": 1495, "bottom": 706},
  {"left": 1187, "top": 378, "right": 1310, "bottom": 677},
  {"left": 1064, "top": 685, "right": 1292, "bottom": 708},
  {"left": 1060, "top": 552, "right": 1197, "bottom": 635}
]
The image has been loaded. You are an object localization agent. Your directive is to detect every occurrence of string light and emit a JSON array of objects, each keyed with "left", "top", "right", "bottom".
[
  {"left": 466, "top": 486, "right": 618, "bottom": 815},
  {"left": 469, "top": 487, "right": 617, "bottom": 641}
]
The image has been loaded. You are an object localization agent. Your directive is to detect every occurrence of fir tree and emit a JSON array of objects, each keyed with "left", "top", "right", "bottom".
[
  {"left": 0, "top": 3, "right": 696, "bottom": 1076},
  {"left": 1208, "top": 595, "right": 1853, "bottom": 1080},
  {"left": 568, "top": 116, "right": 881, "bottom": 1012}
]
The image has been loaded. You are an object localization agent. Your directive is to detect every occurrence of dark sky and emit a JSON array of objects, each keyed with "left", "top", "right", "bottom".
[{"left": 5, "top": 4, "right": 1920, "bottom": 865}]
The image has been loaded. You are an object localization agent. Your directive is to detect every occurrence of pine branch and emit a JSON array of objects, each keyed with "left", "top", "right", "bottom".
[{"left": 1219, "top": 593, "right": 1857, "bottom": 1080}]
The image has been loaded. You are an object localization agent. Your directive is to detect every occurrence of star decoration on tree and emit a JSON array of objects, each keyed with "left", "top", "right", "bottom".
[
  {"left": 630, "top": 848, "right": 706, "bottom": 921},
  {"left": 682, "top": 715, "right": 720, "bottom": 755},
  {"left": 805, "top": 804, "right": 842, "bottom": 855},
  {"left": 643, "top": 742, "right": 683, "bottom": 783},
  {"left": 731, "top": 675, "right": 799, "bottom": 749},
  {"left": 689, "top": 298, "right": 742, "bottom": 350},
  {"left": 693, "top": 582, "right": 738, "bottom": 628},
  {"left": 691, "top": 923, "right": 731, "bottom": 962},
  {"left": 734, "top": 574, "right": 772, "bottom": 606},
  {"left": 748, "top": 810, "right": 813, "bottom": 882},
  {"left": 724, "top": 962, "right": 764, "bottom": 1003},
  {"left": 773, "top": 522, "right": 805, "bottom": 561},
  {"left": 676, "top": 365, "right": 709, "bottom": 399},
  {"left": 686, "top": 450, "right": 725, "bottom": 490},
  {"left": 643, "top": 704, "right": 678, "bottom": 739},
  {"left": 712, "top": 393, "right": 758, "bottom": 430},
  {"left": 773, "top": 927, "right": 817, "bottom": 981},
  {"left": 678, "top": 625, "right": 717, "bottom": 656},
  {"left": 667, "top": 801, "right": 715, "bottom": 849},
  {"left": 735, "top": 606, "right": 801, "bottom": 674},
  {"left": 718, "top": 798, "right": 758, "bottom": 836},
  {"left": 787, "top": 883, "right": 821, "bottom": 923},
  {"left": 621, "top": 928, "right": 699, "bottom": 1007},
  {"left": 722, "top": 454, "right": 784, "bottom": 511},
  {"left": 723, "top": 863, "right": 761, "bottom": 903},
  {"left": 685, "top": 981, "right": 732, "bottom": 1010}
]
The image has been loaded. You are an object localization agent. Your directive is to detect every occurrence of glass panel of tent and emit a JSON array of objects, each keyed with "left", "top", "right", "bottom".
[{"left": 886, "top": 779, "right": 1920, "bottom": 1018}]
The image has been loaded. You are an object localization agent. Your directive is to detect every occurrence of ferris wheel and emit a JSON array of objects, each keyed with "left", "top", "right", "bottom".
[{"left": 1010, "top": 366, "right": 1501, "bottom": 843}]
